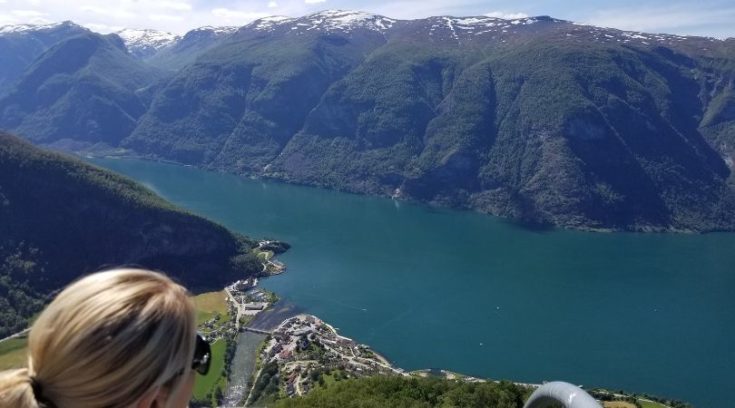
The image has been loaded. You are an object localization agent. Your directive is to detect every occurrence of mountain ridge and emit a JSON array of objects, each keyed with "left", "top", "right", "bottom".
[
  {"left": 2, "top": 10, "right": 733, "bottom": 39},
  {"left": 2, "top": 11, "right": 732, "bottom": 57},
  {"left": 0, "top": 31, "right": 165, "bottom": 147},
  {"left": 1, "top": 11, "right": 735, "bottom": 232},
  {"left": 115, "top": 28, "right": 180, "bottom": 59}
]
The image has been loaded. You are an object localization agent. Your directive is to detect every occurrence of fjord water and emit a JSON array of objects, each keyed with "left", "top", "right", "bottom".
[{"left": 93, "top": 158, "right": 735, "bottom": 408}]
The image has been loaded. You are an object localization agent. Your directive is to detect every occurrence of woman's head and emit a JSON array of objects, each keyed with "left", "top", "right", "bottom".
[{"left": 0, "top": 268, "right": 198, "bottom": 408}]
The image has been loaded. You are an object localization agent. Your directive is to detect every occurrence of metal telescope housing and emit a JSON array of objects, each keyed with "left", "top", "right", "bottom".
[{"left": 523, "top": 381, "right": 602, "bottom": 408}]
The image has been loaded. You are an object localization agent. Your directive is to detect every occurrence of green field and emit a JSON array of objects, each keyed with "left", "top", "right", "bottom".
[
  {"left": 192, "top": 291, "right": 231, "bottom": 404},
  {"left": 603, "top": 402, "right": 636, "bottom": 408},
  {"left": 194, "top": 291, "right": 228, "bottom": 325},
  {"left": 193, "top": 339, "right": 227, "bottom": 401},
  {"left": 256, "top": 250, "right": 274, "bottom": 261},
  {"left": 0, "top": 338, "right": 28, "bottom": 370},
  {"left": 639, "top": 401, "right": 669, "bottom": 408},
  {"left": 318, "top": 370, "right": 346, "bottom": 388}
]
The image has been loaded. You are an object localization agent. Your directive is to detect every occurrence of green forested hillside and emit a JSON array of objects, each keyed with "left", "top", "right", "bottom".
[
  {"left": 273, "top": 376, "right": 529, "bottom": 408},
  {"left": 0, "top": 21, "right": 89, "bottom": 94},
  {"left": 2, "top": 13, "right": 735, "bottom": 232},
  {"left": 145, "top": 27, "right": 236, "bottom": 71},
  {"left": 131, "top": 18, "right": 735, "bottom": 231},
  {"left": 0, "top": 133, "right": 261, "bottom": 337},
  {"left": 126, "top": 27, "right": 386, "bottom": 165},
  {"left": 0, "top": 32, "right": 164, "bottom": 148}
]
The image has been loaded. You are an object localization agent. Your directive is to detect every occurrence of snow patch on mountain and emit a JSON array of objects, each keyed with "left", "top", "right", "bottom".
[
  {"left": 0, "top": 21, "right": 77, "bottom": 35},
  {"left": 564, "top": 24, "right": 712, "bottom": 46},
  {"left": 249, "top": 16, "right": 296, "bottom": 31},
  {"left": 423, "top": 15, "right": 566, "bottom": 41},
  {"left": 116, "top": 28, "right": 180, "bottom": 51},
  {"left": 193, "top": 26, "right": 239, "bottom": 36},
  {"left": 297, "top": 10, "right": 396, "bottom": 33}
]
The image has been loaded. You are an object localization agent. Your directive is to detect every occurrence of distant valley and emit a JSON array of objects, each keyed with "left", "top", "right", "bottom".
[{"left": 1, "top": 11, "right": 734, "bottom": 232}]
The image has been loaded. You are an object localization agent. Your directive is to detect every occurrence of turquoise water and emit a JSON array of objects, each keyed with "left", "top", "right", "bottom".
[{"left": 93, "top": 158, "right": 735, "bottom": 408}]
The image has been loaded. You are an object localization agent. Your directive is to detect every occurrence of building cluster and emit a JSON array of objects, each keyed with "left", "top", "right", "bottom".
[
  {"left": 258, "top": 315, "right": 404, "bottom": 397},
  {"left": 198, "top": 298, "right": 237, "bottom": 342},
  {"left": 227, "top": 280, "right": 273, "bottom": 316}
]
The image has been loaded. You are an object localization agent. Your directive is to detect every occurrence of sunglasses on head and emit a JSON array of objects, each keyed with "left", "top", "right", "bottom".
[{"left": 192, "top": 333, "right": 211, "bottom": 376}]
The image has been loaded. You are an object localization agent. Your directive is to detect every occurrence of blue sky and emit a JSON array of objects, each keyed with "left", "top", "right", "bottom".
[{"left": 0, "top": 0, "right": 733, "bottom": 38}]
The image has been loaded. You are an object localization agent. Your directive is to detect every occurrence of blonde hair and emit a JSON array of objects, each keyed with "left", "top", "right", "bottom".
[{"left": 0, "top": 268, "right": 197, "bottom": 408}]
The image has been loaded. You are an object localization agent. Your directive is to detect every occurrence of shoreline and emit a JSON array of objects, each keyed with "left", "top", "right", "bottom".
[
  {"left": 224, "top": 247, "right": 684, "bottom": 408},
  {"left": 229, "top": 275, "right": 684, "bottom": 408},
  {"left": 66, "top": 153, "right": 714, "bottom": 407},
  {"left": 80, "top": 152, "right": 721, "bottom": 235}
]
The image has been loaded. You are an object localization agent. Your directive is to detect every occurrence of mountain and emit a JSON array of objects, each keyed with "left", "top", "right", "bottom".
[
  {"left": 0, "top": 132, "right": 262, "bottom": 337},
  {"left": 0, "top": 21, "right": 89, "bottom": 93},
  {"left": 127, "top": 11, "right": 735, "bottom": 232},
  {"left": 0, "top": 31, "right": 165, "bottom": 150},
  {"left": 126, "top": 12, "right": 388, "bottom": 164},
  {"left": 115, "top": 28, "right": 180, "bottom": 59},
  {"left": 146, "top": 26, "right": 238, "bottom": 71},
  {"left": 3, "top": 11, "right": 735, "bottom": 232}
]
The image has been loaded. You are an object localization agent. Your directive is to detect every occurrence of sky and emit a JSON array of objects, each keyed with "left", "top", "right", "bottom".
[{"left": 0, "top": 0, "right": 733, "bottom": 39}]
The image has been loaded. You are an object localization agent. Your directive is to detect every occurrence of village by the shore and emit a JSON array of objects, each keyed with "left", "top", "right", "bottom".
[{"left": 260, "top": 314, "right": 404, "bottom": 397}]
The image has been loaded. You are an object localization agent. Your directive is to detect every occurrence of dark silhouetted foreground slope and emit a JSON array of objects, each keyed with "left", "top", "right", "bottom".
[{"left": 0, "top": 132, "right": 260, "bottom": 337}]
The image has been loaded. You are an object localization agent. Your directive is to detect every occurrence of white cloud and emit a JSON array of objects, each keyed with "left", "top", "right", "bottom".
[
  {"left": 211, "top": 8, "right": 268, "bottom": 22},
  {"left": 148, "top": 14, "right": 184, "bottom": 22},
  {"left": 3, "top": 8, "right": 50, "bottom": 24},
  {"left": 582, "top": 5, "right": 735, "bottom": 37},
  {"left": 83, "top": 22, "right": 124, "bottom": 33},
  {"left": 11, "top": 9, "right": 46, "bottom": 17},
  {"left": 80, "top": 5, "right": 135, "bottom": 19},
  {"left": 1, "top": 0, "right": 732, "bottom": 38},
  {"left": 0, "top": 0, "right": 247, "bottom": 33},
  {"left": 0, "top": 4, "right": 42, "bottom": 26},
  {"left": 369, "top": 0, "right": 482, "bottom": 20},
  {"left": 484, "top": 11, "right": 529, "bottom": 20},
  {"left": 157, "top": 1, "right": 192, "bottom": 12},
  {"left": 21, "top": 0, "right": 199, "bottom": 32}
]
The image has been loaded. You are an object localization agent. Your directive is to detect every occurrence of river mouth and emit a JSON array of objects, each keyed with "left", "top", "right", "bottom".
[
  {"left": 222, "top": 302, "right": 303, "bottom": 405},
  {"left": 247, "top": 302, "right": 304, "bottom": 332},
  {"left": 91, "top": 157, "right": 735, "bottom": 408},
  {"left": 222, "top": 331, "right": 267, "bottom": 407}
]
